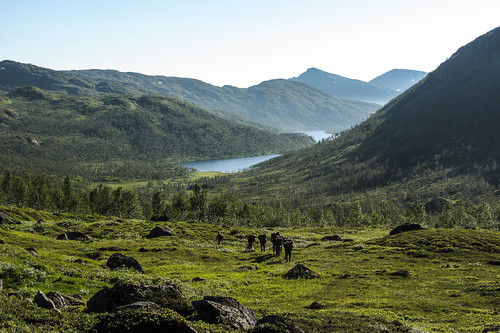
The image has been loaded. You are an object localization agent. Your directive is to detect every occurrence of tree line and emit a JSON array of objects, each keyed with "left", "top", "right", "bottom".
[{"left": 1, "top": 170, "right": 499, "bottom": 230}]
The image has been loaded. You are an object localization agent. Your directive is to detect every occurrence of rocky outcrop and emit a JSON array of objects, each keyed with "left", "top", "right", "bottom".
[
  {"left": 192, "top": 296, "right": 257, "bottom": 330},
  {"left": 284, "top": 264, "right": 319, "bottom": 279},
  {"left": 57, "top": 231, "right": 92, "bottom": 241},
  {"left": 146, "top": 226, "right": 174, "bottom": 238},
  {"left": 112, "top": 301, "right": 159, "bottom": 313},
  {"left": 46, "top": 291, "right": 69, "bottom": 309},
  {"left": 389, "top": 224, "right": 425, "bottom": 235},
  {"left": 87, "top": 283, "right": 193, "bottom": 316},
  {"left": 105, "top": 253, "right": 144, "bottom": 273},
  {"left": 33, "top": 290, "right": 57, "bottom": 310}
]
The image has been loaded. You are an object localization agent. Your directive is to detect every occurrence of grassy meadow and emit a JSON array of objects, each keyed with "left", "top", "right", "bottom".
[{"left": 1, "top": 206, "right": 499, "bottom": 332}]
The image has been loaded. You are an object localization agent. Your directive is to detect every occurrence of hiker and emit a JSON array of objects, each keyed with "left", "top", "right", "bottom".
[
  {"left": 283, "top": 238, "right": 294, "bottom": 262},
  {"left": 215, "top": 231, "right": 224, "bottom": 245},
  {"left": 271, "top": 232, "right": 281, "bottom": 254},
  {"left": 258, "top": 234, "right": 267, "bottom": 251},
  {"left": 274, "top": 236, "right": 284, "bottom": 257},
  {"left": 246, "top": 234, "right": 256, "bottom": 251}
]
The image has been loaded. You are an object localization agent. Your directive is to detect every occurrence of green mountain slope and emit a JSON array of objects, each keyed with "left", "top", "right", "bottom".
[
  {"left": 67, "top": 70, "right": 380, "bottom": 132},
  {"left": 230, "top": 26, "right": 500, "bottom": 201},
  {"left": 0, "top": 87, "right": 314, "bottom": 179},
  {"left": 0, "top": 61, "right": 380, "bottom": 132}
]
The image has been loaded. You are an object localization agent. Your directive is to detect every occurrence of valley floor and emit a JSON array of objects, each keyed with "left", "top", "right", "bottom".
[{"left": 1, "top": 207, "right": 499, "bottom": 332}]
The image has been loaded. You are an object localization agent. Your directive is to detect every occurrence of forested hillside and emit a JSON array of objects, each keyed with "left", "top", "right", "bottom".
[
  {"left": 67, "top": 70, "right": 380, "bottom": 131},
  {"left": 224, "top": 26, "right": 500, "bottom": 203},
  {"left": 0, "top": 61, "right": 379, "bottom": 132},
  {"left": 0, "top": 87, "right": 314, "bottom": 180}
]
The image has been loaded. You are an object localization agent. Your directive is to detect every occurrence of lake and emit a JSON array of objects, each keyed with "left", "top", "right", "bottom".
[
  {"left": 181, "top": 154, "right": 280, "bottom": 173},
  {"left": 181, "top": 131, "right": 330, "bottom": 173}
]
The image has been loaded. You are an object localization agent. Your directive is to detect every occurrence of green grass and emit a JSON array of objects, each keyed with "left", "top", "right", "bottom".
[{"left": 1, "top": 207, "right": 500, "bottom": 332}]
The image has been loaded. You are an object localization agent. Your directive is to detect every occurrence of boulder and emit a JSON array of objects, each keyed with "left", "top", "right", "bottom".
[
  {"left": 390, "top": 269, "right": 410, "bottom": 278},
  {"left": 112, "top": 301, "right": 159, "bottom": 313},
  {"left": 106, "top": 253, "right": 144, "bottom": 273},
  {"left": 192, "top": 296, "right": 257, "bottom": 330},
  {"left": 33, "top": 290, "right": 57, "bottom": 310},
  {"left": 57, "top": 231, "right": 92, "bottom": 241},
  {"left": 253, "top": 314, "right": 305, "bottom": 333},
  {"left": 87, "top": 283, "right": 193, "bottom": 316},
  {"left": 284, "top": 264, "right": 319, "bottom": 279},
  {"left": 0, "top": 212, "right": 21, "bottom": 225},
  {"left": 146, "top": 226, "right": 174, "bottom": 238},
  {"left": 26, "top": 247, "right": 38, "bottom": 257},
  {"left": 321, "top": 235, "right": 342, "bottom": 241},
  {"left": 46, "top": 291, "right": 69, "bottom": 309},
  {"left": 389, "top": 224, "right": 425, "bottom": 235}
]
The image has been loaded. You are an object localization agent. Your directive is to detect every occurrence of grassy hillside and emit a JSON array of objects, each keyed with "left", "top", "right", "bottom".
[
  {"left": 1, "top": 207, "right": 500, "bottom": 332},
  {"left": 0, "top": 87, "right": 314, "bottom": 180},
  {"left": 222, "top": 26, "right": 500, "bottom": 203}
]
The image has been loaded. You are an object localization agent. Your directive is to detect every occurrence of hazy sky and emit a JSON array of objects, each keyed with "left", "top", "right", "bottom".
[{"left": 2, "top": 0, "right": 499, "bottom": 87}]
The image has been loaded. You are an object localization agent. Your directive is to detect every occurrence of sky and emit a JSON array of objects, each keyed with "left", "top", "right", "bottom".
[{"left": 2, "top": 0, "right": 499, "bottom": 87}]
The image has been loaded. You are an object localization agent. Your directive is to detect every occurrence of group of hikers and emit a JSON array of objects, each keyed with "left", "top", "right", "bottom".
[{"left": 215, "top": 231, "right": 294, "bottom": 262}]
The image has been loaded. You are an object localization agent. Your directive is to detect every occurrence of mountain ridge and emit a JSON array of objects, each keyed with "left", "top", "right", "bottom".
[
  {"left": 0, "top": 60, "right": 379, "bottom": 132},
  {"left": 290, "top": 67, "right": 427, "bottom": 104}
]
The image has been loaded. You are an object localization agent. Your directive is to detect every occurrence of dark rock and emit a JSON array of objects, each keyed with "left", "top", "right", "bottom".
[
  {"left": 321, "top": 235, "right": 342, "bottom": 241},
  {"left": 424, "top": 197, "right": 450, "bottom": 214},
  {"left": 146, "top": 226, "right": 174, "bottom": 238},
  {"left": 85, "top": 251, "right": 102, "bottom": 260},
  {"left": 33, "top": 290, "right": 56, "bottom": 310},
  {"left": 307, "top": 300, "right": 325, "bottom": 309},
  {"left": 106, "top": 253, "right": 144, "bottom": 273},
  {"left": 253, "top": 314, "right": 305, "bottom": 333},
  {"left": 26, "top": 247, "right": 38, "bottom": 257},
  {"left": 192, "top": 296, "right": 257, "bottom": 330},
  {"left": 0, "top": 239, "right": 4, "bottom": 244},
  {"left": 112, "top": 301, "right": 159, "bottom": 313},
  {"left": 57, "top": 231, "right": 92, "bottom": 241},
  {"left": 87, "top": 283, "right": 193, "bottom": 316},
  {"left": 284, "top": 264, "right": 319, "bottom": 279},
  {"left": 46, "top": 291, "right": 69, "bottom": 309},
  {"left": 389, "top": 223, "right": 425, "bottom": 235},
  {"left": 0, "top": 212, "right": 21, "bottom": 225},
  {"left": 390, "top": 269, "right": 410, "bottom": 278},
  {"left": 192, "top": 277, "right": 206, "bottom": 282}
]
